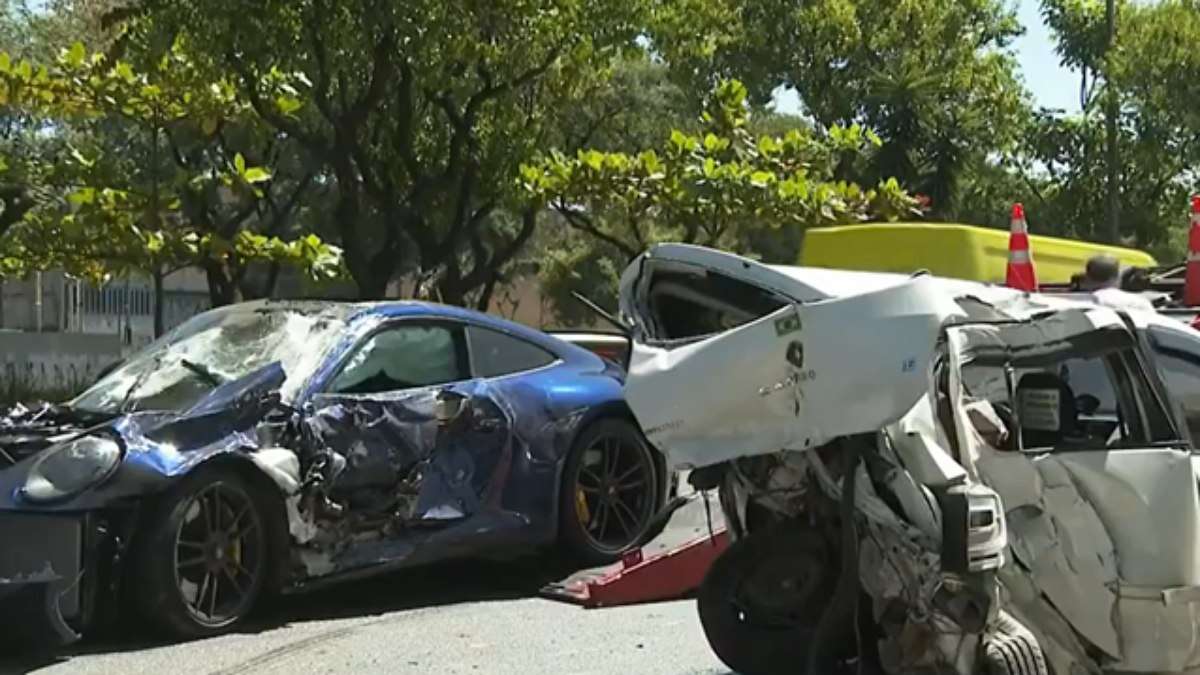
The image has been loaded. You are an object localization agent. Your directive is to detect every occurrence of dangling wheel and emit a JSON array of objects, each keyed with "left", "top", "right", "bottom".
[
  {"left": 133, "top": 465, "right": 271, "bottom": 639},
  {"left": 697, "top": 523, "right": 861, "bottom": 675},
  {"left": 559, "top": 418, "right": 659, "bottom": 564}
]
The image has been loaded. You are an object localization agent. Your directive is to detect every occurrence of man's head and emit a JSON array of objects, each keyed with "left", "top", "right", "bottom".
[{"left": 1081, "top": 255, "right": 1121, "bottom": 290}]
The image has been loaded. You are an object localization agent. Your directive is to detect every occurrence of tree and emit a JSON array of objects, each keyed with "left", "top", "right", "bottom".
[
  {"left": 1041, "top": 0, "right": 1125, "bottom": 242},
  {"left": 0, "top": 42, "right": 344, "bottom": 333},
  {"left": 996, "top": 0, "right": 1200, "bottom": 256},
  {"left": 118, "top": 0, "right": 650, "bottom": 307},
  {"left": 649, "top": 0, "right": 1029, "bottom": 221},
  {"left": 522, "top": 80, "right": 919, "bottom": 323}
]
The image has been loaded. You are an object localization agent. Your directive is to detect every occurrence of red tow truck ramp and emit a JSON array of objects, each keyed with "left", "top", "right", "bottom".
[{"left": 541, "top": 486, "right": 728, "bottom": 608}]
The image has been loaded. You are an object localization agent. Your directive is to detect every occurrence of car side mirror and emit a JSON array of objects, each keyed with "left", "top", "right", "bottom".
[
  {"left": 1075, "top": 394, "right": 1101, "bottom": 416},
  {"left": 435, "top": 390, "right": 468, "bottom": 426}
]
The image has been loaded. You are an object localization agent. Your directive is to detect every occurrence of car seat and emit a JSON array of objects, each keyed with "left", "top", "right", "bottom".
[{"left": 1015, "top": 371, "right": 1078, "bottom": 449}]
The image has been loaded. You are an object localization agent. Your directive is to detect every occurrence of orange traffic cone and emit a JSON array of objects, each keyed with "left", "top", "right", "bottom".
[
  {"left": 1005, "top": 203, "right": 1038, "bottom": 292},
  {"left": 1185, "top": 196, "right": 1200, "bottom": 306}
]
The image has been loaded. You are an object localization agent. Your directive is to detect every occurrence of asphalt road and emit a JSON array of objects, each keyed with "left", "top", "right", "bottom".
[{"left": 4, "top": 559, "right": 730, "bottom": 675}]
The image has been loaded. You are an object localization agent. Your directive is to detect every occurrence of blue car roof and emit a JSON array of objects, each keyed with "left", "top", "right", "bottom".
[
  {"left": 343, "top": 300, "right": 571, "bottom": 353},
  {"left": 239, "top": 298, "right": 583, "bottom": 357}
]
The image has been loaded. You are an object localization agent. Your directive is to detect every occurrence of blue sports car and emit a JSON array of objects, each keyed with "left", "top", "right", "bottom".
[{"left": 0, "top": 300, "right": 664, "bottom": 645}]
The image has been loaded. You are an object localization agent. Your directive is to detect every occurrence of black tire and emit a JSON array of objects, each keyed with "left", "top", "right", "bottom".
[
  {"left": 558, "top": 418, "right": 660, "bottom": 565},
  {"left": 697, "top": 523, "right": 859, "bottom": 675},
  {"left": 131, "top": 464, "right": 273, "bottom": 640}
]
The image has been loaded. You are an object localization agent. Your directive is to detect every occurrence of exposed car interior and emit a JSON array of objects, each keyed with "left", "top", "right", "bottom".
[
  {"left": 642, "top": 267, "right": 787, "bottom": 342},
  {"left": 959, "top": 336, "right": 1175, "bottom": 452}
]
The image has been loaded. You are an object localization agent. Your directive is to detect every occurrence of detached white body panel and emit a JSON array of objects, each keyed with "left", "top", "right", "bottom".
[{"left": 621, "top": 246, "right": 962, "bottom": 469}]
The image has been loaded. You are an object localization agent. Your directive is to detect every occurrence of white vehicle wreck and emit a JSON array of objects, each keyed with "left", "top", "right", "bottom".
[{"left": 619, "top": 243, "right": 1200, "bottom": 675}]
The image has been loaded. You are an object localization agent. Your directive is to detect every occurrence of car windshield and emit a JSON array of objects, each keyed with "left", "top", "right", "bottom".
[{"left": 70, "top": 303, "right": 352, "bottom": 414}]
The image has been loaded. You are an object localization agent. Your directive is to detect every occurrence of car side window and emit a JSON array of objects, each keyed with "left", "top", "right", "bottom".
[
  {"left": 960, "top": 349, "right": 1153, "bottom": 451},
  {"left": 1148, "top": 326, "right": 1200, "bottom": 445},
  {"left": 329, "top": 323, "right": 469, "bottom": 395},
  {"left": 467, "top": 326, "right": 557, "bottom": 378}
]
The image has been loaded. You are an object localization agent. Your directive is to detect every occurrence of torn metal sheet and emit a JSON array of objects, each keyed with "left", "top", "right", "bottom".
[
  {"left": 948, "top": 313, "right": 1200, "bottom": 673},
  {"left": 625, "top": 277, "right": 964, "bottom": 469}
]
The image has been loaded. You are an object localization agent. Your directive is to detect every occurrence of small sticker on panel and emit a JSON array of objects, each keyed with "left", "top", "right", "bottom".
[{"left": 775, "top": 314, "right": 802, "bottom": 336}]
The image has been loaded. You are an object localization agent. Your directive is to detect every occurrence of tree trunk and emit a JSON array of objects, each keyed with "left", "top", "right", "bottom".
[
  {"left": 475, "top": 277, "right": 497, "bottom": 312},
  {"left": 1104, "top": 0, "right": 1120, "bottom": 243},
  {"left": 152, "top": 269, "right": 165, "bottom": 338},
  {"left": 354, "top": 268, "right": 391, "bottom": 300},
  {"left": 237, "top": 261, "right": 282, "bottom": 300},
  {"left": 204, "top": 261, "right": 243, "bottom": 307},
  {"left": 434, "top": 281, "right": 464, "bottom": 307}
]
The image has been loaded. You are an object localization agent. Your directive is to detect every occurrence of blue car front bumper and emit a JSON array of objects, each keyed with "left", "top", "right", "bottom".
[{"left": 0, "top": 513, "right": 86, "bottom": 646}]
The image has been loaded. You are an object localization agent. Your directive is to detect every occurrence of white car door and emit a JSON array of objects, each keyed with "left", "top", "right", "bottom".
[{"left": 618, "top": 244, "right": 963, "bottom": 470}]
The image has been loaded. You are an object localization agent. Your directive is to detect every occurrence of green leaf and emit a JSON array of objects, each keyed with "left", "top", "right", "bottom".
[
  {"left": 201, "top": 116, "right": 219, "bottom": 136},
  {"left": 68, "top": 188, "right": 96, "bottom": 206},
  {"left": 276, "top": 95, "right": 302, "bottom": 115},
  {"left": 65, "top": 42, "right": 86, "bottom": 67},
  {"left": 640, "top": 150, "right": 662, "bottom": 175},
  {"left": 70, "top": 148, "right": 96, "bottom": 168},
  {"left": 243, "top": 167, "right": 272, "bottom": 184},
  {"left": 582, "top": 150, "right": 604, "bottom": 171},
  {"left": 233, "top": 153, "right": 246, "bottom": 175},
  {"left": 669, "top": 129, "right": 694, "bottom": 152},
  {"left": 114, "top": 61, "right": 136, "bottom": 83},
  {"left": 0, "top": 52, "right": 10, "bottom": 74},
  {"left": 750, "top": 171, "right": 774, "bottom": 187}
]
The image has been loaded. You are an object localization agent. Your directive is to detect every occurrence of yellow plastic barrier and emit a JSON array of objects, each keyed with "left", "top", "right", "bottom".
[{"left": 800, "top": 222, "right": 1157, "bottom": 284}]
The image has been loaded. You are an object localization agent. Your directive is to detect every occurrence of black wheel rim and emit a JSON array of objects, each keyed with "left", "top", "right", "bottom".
[
  {"left": 173, "top": 482, "right": 264, "bottom": 628},
  {"left": 574, "top": 433, "right": 655, "bottom": 551}
]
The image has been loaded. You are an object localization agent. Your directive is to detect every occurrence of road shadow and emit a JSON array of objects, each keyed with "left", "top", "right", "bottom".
[
  {"left": 260, "top": 554, "right": 581, "bottom": 625},
  {"left": 5, "top": 554, "right": 585, "bottom": 670}
]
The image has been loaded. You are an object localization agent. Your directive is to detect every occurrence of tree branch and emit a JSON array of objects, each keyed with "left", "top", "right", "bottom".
[
  {"left": 392, "top": 61, "right": 421, "bottom": 178},
  {"left": 305, "top": 0, "right": 337, "bottom": 123},
  {"left": 347, "top": 28, "right": 397, "bottom": 130},
  {"left": 464, "top": 42, "right": 566, "bottom": 122},
  {"left": 557, "top": 205, "right": 637, "bottom": 259},
  {"left": 459, "top": 206, "right": 538, "bottom": 293},
  {"left": 228, "top": 55, "right": 330, "bottom": 155}
]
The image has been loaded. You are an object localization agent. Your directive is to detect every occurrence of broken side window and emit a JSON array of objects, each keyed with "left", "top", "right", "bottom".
[
  {"left": 960, "top": 341, "right": 1172, "bottom": 452},
  {"left": 329, "top": 322, "right": 470, "bottom": 395},
  {"left": 645, "top": 269, "right": 787, "bottom": 342},
  {"left": 1147, "top": 326, "right": 1200, "bottom": 446},
  {"left": 466, "top": 326, "right": 558, "bottom": 378}
]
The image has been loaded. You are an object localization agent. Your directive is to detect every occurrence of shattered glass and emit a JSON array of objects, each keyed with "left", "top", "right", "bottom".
[{"left": 71, "top": 303, "right": 352, "bottom": 414}]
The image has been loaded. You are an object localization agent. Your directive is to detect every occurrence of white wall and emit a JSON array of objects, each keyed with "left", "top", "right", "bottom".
[{"left": 0, "top": 331, "right": 124, "bottom": 392}]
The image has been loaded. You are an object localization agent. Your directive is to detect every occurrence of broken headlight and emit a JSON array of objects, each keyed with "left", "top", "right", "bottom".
[
  {"left": 938, "top": 483, "right": 1007, "bottom": 574},
  {"left": 20, "top": 435, "right": 122, "bottom": 503}
]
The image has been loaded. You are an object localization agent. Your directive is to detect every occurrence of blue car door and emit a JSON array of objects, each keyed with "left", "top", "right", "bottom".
[{"left": 305, "top": 319, "right": 512, "bottom": 525}]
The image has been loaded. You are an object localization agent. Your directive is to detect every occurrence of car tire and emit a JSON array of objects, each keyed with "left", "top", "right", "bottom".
[
  {"left": 558, "top": 418, "right": 660, "bottom": 566},
  {"left": 697, "top": 522, "right": 863, "bottom": 675},
  {"left": 131, "top": 464, "right": 273, "bottom": 640}
]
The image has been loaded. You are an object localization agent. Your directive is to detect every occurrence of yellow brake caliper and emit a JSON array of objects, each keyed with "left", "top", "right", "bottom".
[{"left": 576, "top": 487, "right": 591, "bottom": 527}]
